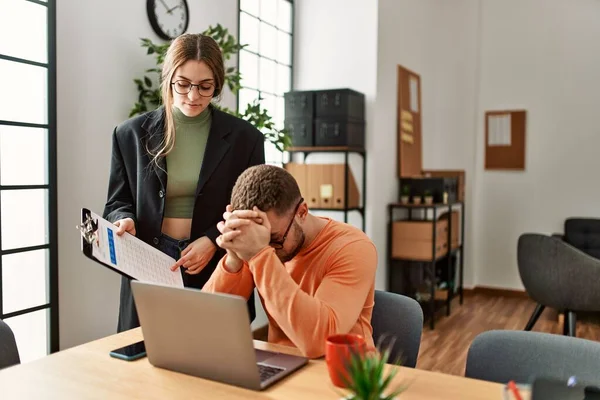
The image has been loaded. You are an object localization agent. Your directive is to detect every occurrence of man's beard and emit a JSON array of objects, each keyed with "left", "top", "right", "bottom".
[{"left": 276, "top": 222, "right": 305, "bottom": 263}]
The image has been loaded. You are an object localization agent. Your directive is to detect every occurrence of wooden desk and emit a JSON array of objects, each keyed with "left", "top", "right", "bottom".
[{"left": 0, "top": 328, "right": 530, "bottom": 399}]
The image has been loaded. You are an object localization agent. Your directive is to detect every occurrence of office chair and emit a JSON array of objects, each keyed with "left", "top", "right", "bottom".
[
  {"left": 371, "top": 290, "right": 423, "bottom": 368},
  {"left": 0, "top": 319, "right": 20, "bottom": 370},
  {"left": 517, "top": 233, "right": 600, "bottom": 337},
  {"left": 465, "top": 330, "right": 600, "bottom": 386}
]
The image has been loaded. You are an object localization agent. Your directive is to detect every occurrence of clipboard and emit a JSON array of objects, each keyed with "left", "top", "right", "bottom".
[{"left": 77, "top": 208, "right": 184, "bottom": 288}]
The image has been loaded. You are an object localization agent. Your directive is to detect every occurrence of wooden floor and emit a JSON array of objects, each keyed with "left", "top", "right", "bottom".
[{"left": 416, "top": 292, "right": 600, "bottom": 376}]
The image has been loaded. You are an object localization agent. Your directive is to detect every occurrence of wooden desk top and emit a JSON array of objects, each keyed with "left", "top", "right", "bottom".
[{"left": 0, "top": 328, "right": 530, "bottom": 399}]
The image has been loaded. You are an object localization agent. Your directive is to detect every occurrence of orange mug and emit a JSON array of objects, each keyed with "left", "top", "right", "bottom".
[{"left": 325, "top": 333, "right": 367, "bottom": 388}]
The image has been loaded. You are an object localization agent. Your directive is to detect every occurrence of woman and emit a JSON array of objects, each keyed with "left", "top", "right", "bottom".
[{"left": 103, "top": 33, "right": 265, "bottom": 332}]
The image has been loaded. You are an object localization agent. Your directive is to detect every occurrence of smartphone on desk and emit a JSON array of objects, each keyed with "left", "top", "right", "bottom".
[{"left": 109, "top": 340, "right": 146, "bottom": 361}]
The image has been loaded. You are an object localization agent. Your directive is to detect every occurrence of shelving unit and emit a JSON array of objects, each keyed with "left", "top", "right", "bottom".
[
  {"left": 287, "top": 146, "right": 366, "bottom": 232},
  {"left": 386, "top": 201, "right": 465, "bottom": 329}
]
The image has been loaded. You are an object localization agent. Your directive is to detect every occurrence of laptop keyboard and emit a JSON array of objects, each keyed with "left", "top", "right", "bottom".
[{"left": 257, "top": 363, "right": 285, "bottom": 382}]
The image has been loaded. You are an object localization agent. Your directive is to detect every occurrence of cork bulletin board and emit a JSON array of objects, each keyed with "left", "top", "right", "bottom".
[
  {"left": 484, "top": 110, "right": 527, "bottom": 170},
  {"left": 397, "top": 65, "right": 422, "bottom": 177}
]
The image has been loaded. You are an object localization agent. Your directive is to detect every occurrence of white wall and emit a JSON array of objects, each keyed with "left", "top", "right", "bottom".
[
  {"left": 292, "top": 0, "right": 380, "bottom": 275},
  {"left": 369, "top": 0, "right": 480, "bottom": 290},
  {"left": 473, "top": 0, "right": 600, "bottom": 289},
  {"left": 57, "top": 0, "right": 239, "bottom": 349},
  {"left": 375, "top": 0, "right": 600, "bottom": 291}
]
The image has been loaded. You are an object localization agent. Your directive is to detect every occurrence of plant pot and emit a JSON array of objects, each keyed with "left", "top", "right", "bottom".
[
  {"left": 400, "top": 195, "right": 409, "bottom": 204},
  {"left": 412, "top": 196, "right": 421, "bottom": 205},
  {"left": 424, "top": 196, "right": 433, "bottom": 205}
]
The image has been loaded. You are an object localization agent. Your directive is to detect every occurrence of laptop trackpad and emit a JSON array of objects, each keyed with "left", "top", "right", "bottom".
[{"left": 255, "top": 349, "right": 278, "bottom": 363}]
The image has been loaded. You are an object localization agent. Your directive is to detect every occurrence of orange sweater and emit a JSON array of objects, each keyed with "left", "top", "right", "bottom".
[{"left": 203, "top": 218, "right": 377, "bottom": 358}]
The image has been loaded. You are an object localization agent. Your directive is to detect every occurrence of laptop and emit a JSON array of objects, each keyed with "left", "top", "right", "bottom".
[{"left": 130, "top": 281, "right": 308, "bottom": 390}]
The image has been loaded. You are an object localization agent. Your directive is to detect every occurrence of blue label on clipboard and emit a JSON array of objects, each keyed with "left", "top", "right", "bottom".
[{"left": 107, "top": 228, "right": 117, "bottom": 265}]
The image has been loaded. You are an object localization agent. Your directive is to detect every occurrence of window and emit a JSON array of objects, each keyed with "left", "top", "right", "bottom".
[
  {"left": 0, "top": 0, "right": 58, "bottom": 362},
  {"left": 238, "top": 0, "right": 293, "bottom": 165}
]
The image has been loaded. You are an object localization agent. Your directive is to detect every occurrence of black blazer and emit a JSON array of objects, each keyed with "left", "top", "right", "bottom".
[{"left": 103, "top": 104, "right": 265, "bottom": 332}]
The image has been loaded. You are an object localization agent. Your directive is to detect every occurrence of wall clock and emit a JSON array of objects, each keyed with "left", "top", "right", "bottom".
[{"left": 146, "top": 0, "right": 190, "bottom": 41}]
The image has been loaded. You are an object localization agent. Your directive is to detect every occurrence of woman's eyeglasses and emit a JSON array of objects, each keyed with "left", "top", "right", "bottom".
[{"left": 171, "top": 80, "right": 215, "bottom": 97}]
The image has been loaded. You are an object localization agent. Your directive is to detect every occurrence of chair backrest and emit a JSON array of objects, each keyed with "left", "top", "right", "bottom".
[
  {"left": 465, "top": 330, "right": 600, "bottom": 386},
  {"left": 517, "top": 233, "right": 600, "bottom": 311},
  {"left": 0, "top": 319, "right": 20, "bottom": 370},
  {"left": 564, "top": 218, "right": 600, "bottom": 260},
  {"left": 371, "top": 290, "right": 423, "bottom": 368}
]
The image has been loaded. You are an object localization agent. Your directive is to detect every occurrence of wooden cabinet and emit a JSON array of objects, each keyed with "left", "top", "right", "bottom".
[{"left": 391, "top": 219, "right": 448, "bottom": 261}]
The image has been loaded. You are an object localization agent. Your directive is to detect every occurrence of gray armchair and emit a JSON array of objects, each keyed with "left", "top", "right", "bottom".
[
  {"left": 371, "top": 290, "right": 423, "bottom": 368},
  {"left": 517, "top": 233, "right": 600, "bottom": 336},
  {"left": 561, "top": 218, "right": 600, "bottom": 260},
  {"left": 0, "top": 319, "right": 20, "bottom": 370},
  {"left": 465, "top": 330, "right": 600, "bottom": 386}
]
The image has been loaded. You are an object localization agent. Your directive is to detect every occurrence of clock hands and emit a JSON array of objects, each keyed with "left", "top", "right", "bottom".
[
  {"left": 158, "top": 0, "right": 170, "bottom": 11},
  {"left": 167, "top": 4, "right": 181, "bottom": 13}
]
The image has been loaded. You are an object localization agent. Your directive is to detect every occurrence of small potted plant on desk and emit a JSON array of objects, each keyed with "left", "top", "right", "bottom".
[
  {"left": 327, "top": 336, "right": 408, "bottom": 400},
  {"left": 423, "top": 190, "right": 433, "bottom": 205},
  {"left": 400, "top": 185, "right": 410, "bottom": 204}
]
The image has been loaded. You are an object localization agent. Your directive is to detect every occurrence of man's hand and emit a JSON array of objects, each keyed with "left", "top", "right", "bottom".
[
  {"left": 170, "top": 236, "right": 216, "bottom": 274},
  {"left": 217, "top": 207, "right": 271, "bottom": 262},
  {"left": 214, "top": 205, "right": 246, "bottom": 273},
  {"left": 114, "top": 218, "right": 136, "bottom": 236}
]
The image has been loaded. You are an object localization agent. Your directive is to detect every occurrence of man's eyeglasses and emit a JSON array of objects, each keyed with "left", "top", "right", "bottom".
[
  {"left": 269, "top": 198, "right": 304, "bottom": 250},
  {"left": 171, "top": 80, "right": 215, "bottom": 97}
]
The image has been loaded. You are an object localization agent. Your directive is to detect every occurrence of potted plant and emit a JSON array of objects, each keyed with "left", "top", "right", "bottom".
[
  {"left": 336, "top": 343, "right": 407, "bottom": 400},
  {"left": 423, "top": 190, "right": 433, "bottom": 205},
  {"left": 412, "top": 195, "right": 422, "bottom": 205},
  {"left": 129, "top": 24, "right": 291, "bottom": 153},
  {"left": 400, "top": 185, "right": 410, "bottom": 204}
]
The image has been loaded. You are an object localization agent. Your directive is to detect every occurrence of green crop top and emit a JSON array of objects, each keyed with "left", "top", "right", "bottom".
[{"left": 164, "top": 106, "right": 211, "bottom": 218}]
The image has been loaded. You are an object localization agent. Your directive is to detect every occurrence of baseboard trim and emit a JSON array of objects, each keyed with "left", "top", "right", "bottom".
[{"left": 464, "top": 285, "right": 529, "bottom": 298}]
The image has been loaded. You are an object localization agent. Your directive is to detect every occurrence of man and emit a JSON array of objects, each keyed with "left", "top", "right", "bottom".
[{"left": 203, "top": 165, "right": 377, "bottom": 358}]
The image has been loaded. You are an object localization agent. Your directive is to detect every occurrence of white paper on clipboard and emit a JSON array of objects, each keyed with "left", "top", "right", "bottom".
[{"left": 78, "top": 208, "right": 184, "bottom": 288}]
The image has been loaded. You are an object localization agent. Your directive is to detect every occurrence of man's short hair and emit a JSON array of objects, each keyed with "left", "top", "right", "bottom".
[{"left": 231, "top": 165, "right": 301, "bottom": 215}]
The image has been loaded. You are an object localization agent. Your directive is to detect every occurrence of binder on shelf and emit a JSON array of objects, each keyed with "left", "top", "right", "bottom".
[
  {"left": 331, "top": 164, "right": 359, "bottom": 209},
  {"left": 319, "top": 165, "right": 335, "bottom": 208},
  {"left": 284, "top": 162, "right": 307, "bottom": 198},
  {"left": 77, "top": 208, "right": 184, "bottom": 288},
  {"left": 306, "top": 164, "right": 322, "bottom": 208}
]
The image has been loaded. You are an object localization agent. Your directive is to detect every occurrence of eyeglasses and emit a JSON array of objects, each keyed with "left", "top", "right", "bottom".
[
  {"left": 269, "top": 198, "right": 304, "bottom": 250},
  {"left": 171, "top": 80, "right": 215, "bottom": 97}
]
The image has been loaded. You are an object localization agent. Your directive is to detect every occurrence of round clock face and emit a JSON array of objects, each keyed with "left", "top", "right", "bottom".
[{"left": 147, "top": 0, "right": 189, "bottom": 40}]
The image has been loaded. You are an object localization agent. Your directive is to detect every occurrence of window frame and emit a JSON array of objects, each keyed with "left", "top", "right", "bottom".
[
  {"left": 236, "top": 0, "right": 295, "bottom": 166},
  {"left": 0, "top": 0, "right": 59, "bottom": 355}
]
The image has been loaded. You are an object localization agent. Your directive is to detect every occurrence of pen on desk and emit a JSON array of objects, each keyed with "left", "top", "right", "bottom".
[{"left": 507, "top": 380, "right": 523, "bottom": 400}]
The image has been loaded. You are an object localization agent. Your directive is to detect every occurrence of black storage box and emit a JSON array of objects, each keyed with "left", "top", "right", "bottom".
[
  {"left": 399, "top": 177, "right": 458, "bottom": 204},
  {"left": 314, "top": 118, "right": 365, "bottom": 148},
  {"left": 284, "top": 91, "right": 315, "bottom": 119},
  {"left": 284, "top": 118, "right": 314, "bottom": 147},
  {"left": 315, "top": 88, "right": 365, "bottom": 120}
]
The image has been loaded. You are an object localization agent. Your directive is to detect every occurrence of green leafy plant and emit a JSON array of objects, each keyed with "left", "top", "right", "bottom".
[
  {"left": 129, "top": 24, "right": 291, "bottom": 152},
  {"left": 401, "top": 185, "right": 410, "bottom": 196},
  {"left": 424, "top": 190, "right": 432, "bottom": 197},
  {"left": 337, "top": 341, "right": 408, "bottom": 400}
]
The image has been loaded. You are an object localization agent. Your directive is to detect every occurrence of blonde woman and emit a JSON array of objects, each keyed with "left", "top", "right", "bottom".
[{"left": 103, "top": 33, "right": 264, "bottom": 332}]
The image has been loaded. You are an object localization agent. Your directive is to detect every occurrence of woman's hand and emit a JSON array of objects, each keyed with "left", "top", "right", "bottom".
[
  {"left": 114, "top": 218, "right": 136, "bottom": 236},
  {"left": 170, "top": 236, "right": 217, "bottom": 275}
]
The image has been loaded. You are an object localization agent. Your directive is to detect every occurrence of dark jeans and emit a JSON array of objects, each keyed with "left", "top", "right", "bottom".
[
  {"left": 117, "top": 234, "right": 256, "bottom": 332},
  {"left": 158, "top": 233, "right": 190, "bottom": 261}
]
